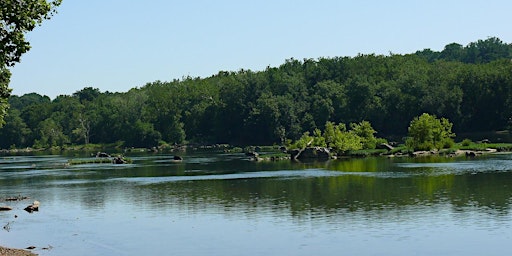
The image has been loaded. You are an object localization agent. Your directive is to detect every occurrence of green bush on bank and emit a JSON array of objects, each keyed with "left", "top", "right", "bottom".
[
  {"left": 405, "top": 113, "right": 455, "bottom": 151},
  {"left": 289, "top": 120, "right": 385, "bottom": 154}
]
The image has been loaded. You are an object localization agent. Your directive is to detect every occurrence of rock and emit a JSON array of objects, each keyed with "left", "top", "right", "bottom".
[
  {"left": 245, "top": 151, "right": 260, "bottom": 161},
  {"left": 0, "top": 206, "right": 12, "bottom": 211},
  {"left": 173, "top": 155, "right": 183, "bottom": 161},
  {"left": 24, "top": 201, "right": 40, "bottom": 213},
  {"left": 112, "top": 156, "right": 126, "bottom": 164},
  {"left": 245, "top": 151, "right": 259, "bottom": 158},
  {"left": 465, "top": 151, "right": 477, "bottom": 158},
  {"left": 5, "top": 196, "right": 29, "bottom": 201}
]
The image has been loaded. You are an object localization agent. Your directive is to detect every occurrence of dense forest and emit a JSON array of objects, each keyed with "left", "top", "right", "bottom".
[{"left": 1, "top": 37, "right": 512, "bottom": 149}]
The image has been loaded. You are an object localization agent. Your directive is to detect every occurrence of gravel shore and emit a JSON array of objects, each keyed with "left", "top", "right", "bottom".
[{"left": 0, "top": 246, "right": 36, "bottom": 256}]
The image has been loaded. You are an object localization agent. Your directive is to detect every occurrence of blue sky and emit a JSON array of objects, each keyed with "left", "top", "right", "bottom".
[{"left": 8, "top": 0, "right": 512, "bottom": 99}]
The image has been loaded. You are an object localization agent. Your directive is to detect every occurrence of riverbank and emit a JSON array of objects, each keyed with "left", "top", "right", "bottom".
[{"left": 0, "top": 246, "right": 36, "bottom": 256}]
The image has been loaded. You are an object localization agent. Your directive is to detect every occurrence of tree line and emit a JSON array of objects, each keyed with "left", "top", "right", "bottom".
[{"left": 1, "top": 37, "right": 511, "bottom": 149}]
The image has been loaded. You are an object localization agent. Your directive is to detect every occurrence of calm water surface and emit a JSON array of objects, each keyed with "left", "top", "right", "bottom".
[{"left": 1, "top": 151, "right": 512, "bottom": 255}]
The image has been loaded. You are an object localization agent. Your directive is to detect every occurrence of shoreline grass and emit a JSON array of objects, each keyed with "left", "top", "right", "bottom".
[{"left": 67, "top": 157, "right": 132, "bottom": 165}]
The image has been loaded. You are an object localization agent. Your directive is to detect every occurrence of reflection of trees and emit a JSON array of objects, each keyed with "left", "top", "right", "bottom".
[
  {"left": 130, "top": 163, "right": 512, "bottom": 219},
  {"left": 79, "top": 184, "right": 107, "bottom": 209},
  {"left": 2, "top": 154, "right": 512, "bottom": 219},
  {"left": 448, "top": 173, "right": 512, "bottom": 214}
]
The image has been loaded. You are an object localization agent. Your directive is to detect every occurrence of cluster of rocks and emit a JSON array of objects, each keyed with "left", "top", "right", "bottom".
[
  {"left": 94, "top": 152, "right": 131, "bottom": 164},
  {"left": 0, "top": 196, "right": 39, "bottom": 213},
  {"left": 241, "top": 140, "right": 503, "bottom": 162},
  {"left": 112, "top": 156, "right": 127, "bottom": 164}
]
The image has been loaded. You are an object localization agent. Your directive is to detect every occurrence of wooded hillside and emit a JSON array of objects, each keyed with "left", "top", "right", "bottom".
[{"left": 1, "top": 37, "right": 511, "bottom": 149}]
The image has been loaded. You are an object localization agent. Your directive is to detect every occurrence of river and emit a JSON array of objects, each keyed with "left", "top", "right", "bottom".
[{"left": 1, "top": 151, "right": 512, "bottom": 255}]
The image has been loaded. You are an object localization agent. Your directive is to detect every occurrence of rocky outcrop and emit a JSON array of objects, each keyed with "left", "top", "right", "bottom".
[
  {"left": 24, "top": 201, "right": 40, "bottom": 213},
  {"left": 112, "top": 156, "right": 127, "bottom": 164}
]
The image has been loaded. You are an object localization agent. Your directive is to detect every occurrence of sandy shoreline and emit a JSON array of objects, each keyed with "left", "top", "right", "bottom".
[{"left": 0, "top": 246, "right": 36, "bottom": 256}]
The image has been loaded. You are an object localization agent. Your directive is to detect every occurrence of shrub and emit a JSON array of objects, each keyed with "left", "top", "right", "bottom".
[
  {"left": 405, "top": 113, "right": 455, "bottom": 151},
  {"left": 461, "top": 138, "right": 472, "bottom": 147}
]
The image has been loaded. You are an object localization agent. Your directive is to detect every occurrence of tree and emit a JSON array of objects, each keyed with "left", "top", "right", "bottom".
[
  {"left": 439, "top": 43, "right": 464, "bottom": 61},
  {"left": 73, "top": 87, "right": 101, "bottom": 103},
  {"left": 350, "top": 121, "right": 377, "bottom": 149},
  {"left": 464, "top": 37, "right": 512, "bottom": 63},
  {"left": 143, "top": 82, "right": 186, "bottom": 144},
  {"left": 0, "top": 0, "right": 62, "bottom": 126},
  {"left": 406, "top": 113, "right": 455, "bottom": 151},
  {"left": 321, "top": 121, "right": 362, "bottom": 153},
  {"left": 34, "top": 118, "right": 68, "bottom": 148},
  {"left": 0, "top": 108, "right": 30, "bottom": 148},
  {"left": 0, "top": 66, "right": 10, "bottom": 127}
]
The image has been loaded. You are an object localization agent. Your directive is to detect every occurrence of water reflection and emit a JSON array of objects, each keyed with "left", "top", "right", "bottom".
[{"left": 2, "top": 151, "right": 512, "bottom": 255}]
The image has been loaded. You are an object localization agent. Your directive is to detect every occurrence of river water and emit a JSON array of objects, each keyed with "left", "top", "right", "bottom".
[{"left": 1, "top": 151, "right": 512, "bottom": 255}]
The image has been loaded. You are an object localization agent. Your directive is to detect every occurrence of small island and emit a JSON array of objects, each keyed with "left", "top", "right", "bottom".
[{"left": 67, "top": 153, "right": 132, "bottom": 165}]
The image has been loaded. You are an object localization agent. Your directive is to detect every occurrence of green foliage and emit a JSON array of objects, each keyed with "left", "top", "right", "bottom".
[
  {"left": 0, "top": 0, "right": 62, "bottom": 66},
  {"left": 311, "top": 128, "right": 326, "bottom": 147},
  {"left": 292, "top": 132, "right": 314, "bottom": 150},
  {"left": 389, "top": 145, "right": 411, "bottom": 155},
  {"left": 350, "top": 121, "right": 378, "bottom": 149},
  {"left": 68, "top": 157, "right": 133, "bottom": 165},
  {"left": 291, "top": 121, "right": 382, "bottom": 153},
  {"left": 34, "top": 118, "right": 69, "bottom": 148},
  {"left": 461, "top": 138, "right": 472, "bottom": 147},
  {"left": 405, "top": 113, "right": 455, "bottom": 151},
  {"left": 0, "top": 66, "right": 11, "bottom": 127},
  {"left": 416, "top": 37, "right": 512, "bottom": 64},
  {"left": 334, "top": 131, "right": 363, "bottom": 152},
  {"left": 458, "top": 142, "right": 512, "bottom": 151},
  {"left": 345, "top": 149, "right": 388, "bottom": 157},
  {"left": 2, "top": 37, "right": 512, "bottom": 149},
  {"left": 0, "top": 108, "right": 30, "bottom": 148},
  {"left": 0, "top": 0, "right": 62, "bottom": 126}
]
